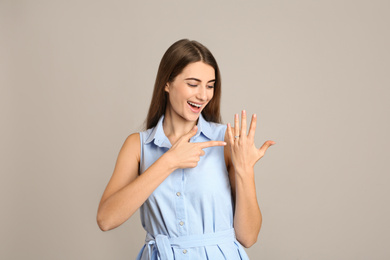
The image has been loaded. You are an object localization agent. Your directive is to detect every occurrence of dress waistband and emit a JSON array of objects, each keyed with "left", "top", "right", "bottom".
[{"left": 144, "top": 228, "right": 236, "bottom": 260}]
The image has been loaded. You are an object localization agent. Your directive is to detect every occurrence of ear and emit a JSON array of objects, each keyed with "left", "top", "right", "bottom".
[{"left": 164, "top": 83, "right": 170, "bottom": 93}]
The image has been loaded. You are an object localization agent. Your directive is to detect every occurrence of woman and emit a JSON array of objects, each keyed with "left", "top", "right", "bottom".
[{"left": 97, "top": 39, "right": 275, "bottom": 259}]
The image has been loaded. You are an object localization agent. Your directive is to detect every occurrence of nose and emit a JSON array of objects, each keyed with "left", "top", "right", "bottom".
[{"left": 196, "top": 85, "right": 207, "bottom": 101}]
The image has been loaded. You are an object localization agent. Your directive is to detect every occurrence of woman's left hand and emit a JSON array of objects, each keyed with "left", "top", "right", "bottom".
[{"left": 227, "top": 110, "right": 275, "bottom": 174}]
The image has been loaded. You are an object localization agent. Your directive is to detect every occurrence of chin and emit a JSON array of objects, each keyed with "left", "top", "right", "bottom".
[
  {"left": 185, "top": 114, "right": 200, "bottom": 122},
  {"left": 183, "top": 111, "right": 202, "bottom": 122}
]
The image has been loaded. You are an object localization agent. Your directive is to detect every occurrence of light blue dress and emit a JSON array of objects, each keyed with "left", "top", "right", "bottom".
[{"left": 136, "top": 114, "right": 250, "bottom": 260}]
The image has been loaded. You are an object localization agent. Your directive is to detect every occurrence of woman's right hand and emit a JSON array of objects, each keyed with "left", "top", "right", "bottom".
[{"left": 164, "top": 125, "right": 226, "bottom": 170}]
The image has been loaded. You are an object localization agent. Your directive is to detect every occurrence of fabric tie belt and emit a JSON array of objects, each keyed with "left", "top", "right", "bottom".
[{"left": 144, "top": 228, "right": 236, "bottom": 260}]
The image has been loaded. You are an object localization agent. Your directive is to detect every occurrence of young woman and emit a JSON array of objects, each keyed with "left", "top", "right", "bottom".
[{"left": 97, "top": 39, "right": 275, "bottom": 259}]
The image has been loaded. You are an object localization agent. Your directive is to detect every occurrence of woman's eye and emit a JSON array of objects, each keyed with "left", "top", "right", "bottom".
[
  {"left": 207, "top": 85, "right": 215, "bottom": 89},
  {"left": 187, "top": 83, "right": 197, "bottom": 87}
]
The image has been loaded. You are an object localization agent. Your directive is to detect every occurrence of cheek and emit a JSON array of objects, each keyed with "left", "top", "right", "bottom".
[
  {"left": 171, "top": 85, "right": 189, "bottom": 99},
  {"left": 168, "top": 88, "right": 186, "bottom": 107}
]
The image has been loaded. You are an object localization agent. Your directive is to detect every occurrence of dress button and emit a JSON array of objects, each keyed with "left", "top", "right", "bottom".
[
  {"left": 176, "top": 192, "right": 181, "bottom": 197},
  {"left": 179, "top": 221, "right": 184, "bottom": 226},
  {"left": 183, "top": 249, "right": 187, "bottom": 254}
]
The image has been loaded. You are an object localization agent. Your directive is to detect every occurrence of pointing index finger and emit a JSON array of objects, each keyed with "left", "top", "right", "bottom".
[{"left": 198, "top": 141, "right": 227, "bottom": 149}]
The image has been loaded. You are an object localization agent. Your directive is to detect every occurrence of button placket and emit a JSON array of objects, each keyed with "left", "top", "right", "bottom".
[{"left": 175, "top": 169, "right": 187, "bottom": 235}]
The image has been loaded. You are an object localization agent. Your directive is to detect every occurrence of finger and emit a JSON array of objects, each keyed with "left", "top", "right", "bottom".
[
  {"left": 258, "top": 140, "right": 276, "bottom": 157},
  {"left": 227, "top": 123, "right": 234, "bottom": 144},
  {"left": 240, "top": 110, "right": 247, "bottom": 138},
  {"left": 199, "top": 140, "right": 227, "bottom": 149},
  {"left": 184, "top": 125, "right": 198, "bottom": 141},
  {"left": 234, "top": 113, "right": 239, "bottom": 139},
  {"left": 248, "top": 114, "right": 257, "bottom": 140}
]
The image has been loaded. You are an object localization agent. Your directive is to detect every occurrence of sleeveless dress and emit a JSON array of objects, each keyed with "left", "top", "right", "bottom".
[{"left": 136, "top": 114, "right": 249, "bottom": 260}]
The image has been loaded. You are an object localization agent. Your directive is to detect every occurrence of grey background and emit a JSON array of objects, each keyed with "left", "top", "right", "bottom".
[{"left": 1, "top": 0, "right": 389, "bottom": 259}]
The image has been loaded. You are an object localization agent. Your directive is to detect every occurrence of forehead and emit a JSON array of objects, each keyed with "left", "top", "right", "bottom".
[{"left": 178, "top": 61, "right": 215, "bottom": 80}]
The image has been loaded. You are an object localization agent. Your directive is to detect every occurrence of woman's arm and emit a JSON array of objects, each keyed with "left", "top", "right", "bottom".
[
  {"left": 96, "top": 133, "right": 174, "bottom": 231},
  {"left": 224, "top": 110, "right": 275, "bottom": 248},
  {"left": 97, "top": 127, "right": 226, "bottom": 231}
]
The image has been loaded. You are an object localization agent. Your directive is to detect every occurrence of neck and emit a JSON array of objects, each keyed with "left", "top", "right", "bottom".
[{"left": 163, "top": 106, "right": 198, "bottom": 144}]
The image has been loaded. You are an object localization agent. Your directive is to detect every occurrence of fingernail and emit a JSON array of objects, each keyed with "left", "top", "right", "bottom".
[{"left": 243, "top": 110, "right": 246, "bottom": 114}]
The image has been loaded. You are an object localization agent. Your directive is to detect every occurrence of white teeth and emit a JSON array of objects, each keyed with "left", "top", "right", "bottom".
[{"left": 188, "top": 101, "right": 202, "bottom": 108}]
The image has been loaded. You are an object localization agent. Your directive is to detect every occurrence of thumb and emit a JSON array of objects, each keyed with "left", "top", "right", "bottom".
[
  {"left": 184, "top": 125, "right": 198, "bottom": 141},
  {"left": 258, "top": 140, "right": 276, "bottom": 155}
]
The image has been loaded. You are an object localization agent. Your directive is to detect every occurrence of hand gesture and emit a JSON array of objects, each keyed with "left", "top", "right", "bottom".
[
  {"left": 165, "top": 125, "right": 227, "bottom": 170},
  {"left": 227, "top": 110, "right": 275, "bottom": 173}
]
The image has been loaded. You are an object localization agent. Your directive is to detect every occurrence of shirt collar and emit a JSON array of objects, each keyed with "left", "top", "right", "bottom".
[{"left": 145, "top": 113, "right": 214, "bottom": 148}]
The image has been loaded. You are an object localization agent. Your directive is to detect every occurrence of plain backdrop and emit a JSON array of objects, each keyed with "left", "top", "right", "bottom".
[{"left": 1, "top": 0, "right": 389, "bottom": 259}]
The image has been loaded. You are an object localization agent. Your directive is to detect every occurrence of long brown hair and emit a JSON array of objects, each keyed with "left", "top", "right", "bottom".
[{"left": 145, "top": 39, "right": 222, "bottom": 129}]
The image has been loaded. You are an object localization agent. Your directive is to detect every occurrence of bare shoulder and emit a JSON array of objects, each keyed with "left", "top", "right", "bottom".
[
  {"left": 110, "top": 132, "right": 141, "bottom": 182},
  {"left": 124, "top": 132, "right": 140, "bottom": 145},
  {"left": 120, "top": 133, "right": 141, "bottom": 162},
  {"left": 98, "top": 133, "right": 141, "bottom": 206}
]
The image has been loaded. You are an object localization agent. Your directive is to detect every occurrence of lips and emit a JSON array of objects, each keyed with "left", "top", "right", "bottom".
[
  {"left": 187, "top": 101, "right": 203, "bottom": 113},
  {"left": 187, "top": 101, "right": 202, "bottom": 108}
]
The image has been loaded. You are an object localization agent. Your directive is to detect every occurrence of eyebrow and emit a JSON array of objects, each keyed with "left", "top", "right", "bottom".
[{"left": 184, "top": 77, "right": 216, "bottom": 83}]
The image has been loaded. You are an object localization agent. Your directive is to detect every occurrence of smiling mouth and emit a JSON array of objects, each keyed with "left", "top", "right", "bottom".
[{"left": 187, "top": 101, "right": 202, "bottom": 108}]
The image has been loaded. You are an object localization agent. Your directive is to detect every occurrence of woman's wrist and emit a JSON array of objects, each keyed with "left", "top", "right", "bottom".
[
  {"left": 160, "top": 151, "right": 178, "bottom": 172},
  {"left": 234, "top": 166, "right": 255, "bottom": 180}
]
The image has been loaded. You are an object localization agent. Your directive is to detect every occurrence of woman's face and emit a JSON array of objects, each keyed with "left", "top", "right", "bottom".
[{"left": 165, "top": 61, "right": 215, "bottom": 123}]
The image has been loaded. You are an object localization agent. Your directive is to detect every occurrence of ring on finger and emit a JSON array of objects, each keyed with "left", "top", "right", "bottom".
[{"left": 234, "top": 135, "right": 240, "bottom": 139}]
